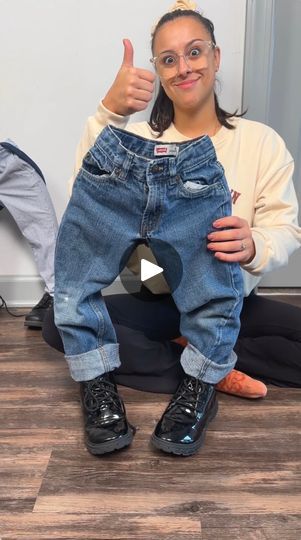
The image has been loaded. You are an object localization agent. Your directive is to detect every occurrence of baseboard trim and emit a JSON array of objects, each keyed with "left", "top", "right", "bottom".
[
  {"left": 0, "top": 276, "right": 127, "bottom": 307},
  {"left": 1, "top": 276, "right": 300, "bottom": 307},
  {"left": 0, "top": 276, "right": 45, "bottom": 307},
  {"left": 258, "top": 287, "right": 301, "bottom": 296}
]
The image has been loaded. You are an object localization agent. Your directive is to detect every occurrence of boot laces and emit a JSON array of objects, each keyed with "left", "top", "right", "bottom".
[
  {"left": 83, "top": 376, "right": 124, "bottom": 417},
  {"left": 34, "top": 293, "right": 53, "bottom": 309},
  {"left": 165, "top": 377, "right": 205, "bottom": 423}
]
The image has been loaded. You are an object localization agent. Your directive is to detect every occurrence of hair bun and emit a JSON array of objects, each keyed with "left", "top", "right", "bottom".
[
  {"left": 151, "top": 0, "right": 199, "bottom": 36},
  {"left": 169, "top": 0, "right": 198, "bottom": 11}
]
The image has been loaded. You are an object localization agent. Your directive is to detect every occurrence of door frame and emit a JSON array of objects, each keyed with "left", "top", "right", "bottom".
[
  {"left": 242, "top": 0, "right": 301, "bottom": 288},
  {"left": 242, "top": 0, "right": 275, "bottom": 121}
]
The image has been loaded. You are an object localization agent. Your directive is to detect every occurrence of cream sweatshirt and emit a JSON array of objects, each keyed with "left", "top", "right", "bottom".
[{"left": 69, "top": 101, "right": 301, "bottom": 296}]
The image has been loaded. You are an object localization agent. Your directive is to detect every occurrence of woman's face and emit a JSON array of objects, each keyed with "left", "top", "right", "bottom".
[{"left": 152, "top": 17, "right": 220, "bottom": 113}]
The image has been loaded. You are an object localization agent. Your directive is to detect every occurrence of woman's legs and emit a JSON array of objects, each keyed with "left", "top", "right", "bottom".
[
  {"left": 42, "top": 306, "right": 64, "bottom": 353},
  {"left": 235, "top": 294, "right": 301, "bottom": 387},
  {"left": 43, "top": 290, "right": 301, "bottom": 390}
]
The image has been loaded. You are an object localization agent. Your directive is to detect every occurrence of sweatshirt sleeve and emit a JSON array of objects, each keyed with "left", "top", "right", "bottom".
[
  {"left": 241, "top": 127, "right": 301, "bottom": 275},
  {"left": 68, "top": 101, "right": 130, "bottom": 195}
]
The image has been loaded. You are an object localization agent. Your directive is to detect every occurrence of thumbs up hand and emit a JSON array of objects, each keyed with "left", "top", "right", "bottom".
[{"left": 102, "top": 39, "right": 156, "bottom": 116}]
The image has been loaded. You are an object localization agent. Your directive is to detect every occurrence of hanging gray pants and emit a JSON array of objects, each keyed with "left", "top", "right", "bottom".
[{"left": 0, "top": 140, "right": 58, "bottom": 295}]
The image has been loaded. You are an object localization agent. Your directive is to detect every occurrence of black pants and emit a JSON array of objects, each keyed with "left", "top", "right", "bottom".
[{"left": 43, "top": 287, "right": 301, "bottom": 393}]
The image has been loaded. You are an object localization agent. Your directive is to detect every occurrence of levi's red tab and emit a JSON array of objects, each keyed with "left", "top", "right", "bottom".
[{"left": 154, "top": 144, "right": 178, "bottom": 157}]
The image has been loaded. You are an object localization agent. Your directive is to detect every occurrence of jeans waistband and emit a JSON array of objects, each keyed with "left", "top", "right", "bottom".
[{"left": 92, "top": 125, "right": 217, "bottom": 179}]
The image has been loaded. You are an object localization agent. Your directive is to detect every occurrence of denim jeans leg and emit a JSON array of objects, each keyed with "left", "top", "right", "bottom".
[
  {"left": 148, "top": 140, "right": 244, "bottom": 384},
  {"left": 54, "top": 157, "right": 145, "bottom": 382}
]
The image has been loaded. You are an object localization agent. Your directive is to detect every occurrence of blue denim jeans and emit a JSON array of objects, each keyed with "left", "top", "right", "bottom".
[{"left": 54, "top": 126, "right": 243, "bottom": 384}]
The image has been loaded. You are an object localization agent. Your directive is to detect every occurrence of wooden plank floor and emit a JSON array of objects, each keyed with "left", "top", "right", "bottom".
[{"left": 0, "top": 296, "right": 301, "bottom": 540}]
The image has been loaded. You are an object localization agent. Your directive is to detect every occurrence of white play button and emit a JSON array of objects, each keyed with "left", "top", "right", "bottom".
[
  {"left": 118, "top": 240, "right": 183, "bottom": 296},
  {"left": 140, "top": 258, "right": 163, "bottom": 282}
]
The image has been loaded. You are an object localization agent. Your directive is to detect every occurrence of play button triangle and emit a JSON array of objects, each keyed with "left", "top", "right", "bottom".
[{"left": 140, "top": 258, "right": 163, "bottom": 282}]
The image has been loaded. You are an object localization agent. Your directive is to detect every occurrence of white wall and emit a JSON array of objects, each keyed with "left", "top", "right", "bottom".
[{"left": 0, "top": 0, "right": 246, "bottom": 304}]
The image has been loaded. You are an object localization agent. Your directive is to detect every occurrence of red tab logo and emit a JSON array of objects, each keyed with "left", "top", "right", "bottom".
[
  {"left": 154, "top": 144, "right": 178, "bottom": 157},
  {"left": 154, "top": 146, "right": 168, "bottom": 155}
]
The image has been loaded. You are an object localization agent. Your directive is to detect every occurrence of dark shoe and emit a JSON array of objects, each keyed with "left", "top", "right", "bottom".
[
  {"left": 151, "top": 375, "right": 218, "bottom": 456},
  {"left": 80, "top": 373, "right": 135, "bottom": 455},
  {"left": 24, "top": 292, "right": 53, "bottom": 328}
]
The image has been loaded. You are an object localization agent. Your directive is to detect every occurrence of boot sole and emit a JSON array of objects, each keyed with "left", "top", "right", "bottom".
[
  {"left": 24, "top": 321, "right": 43, "bottom": 328},
  {"left": 151, "top": 398, "right": 218, "bottom": 456},
  {"left": 86, "top": 426, "right": 135, "bottom": 456}
]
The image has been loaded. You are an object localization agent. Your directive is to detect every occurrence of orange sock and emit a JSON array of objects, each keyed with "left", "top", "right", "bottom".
[{"left": 171, "top": 336, "right": 267, "bottom": 399}]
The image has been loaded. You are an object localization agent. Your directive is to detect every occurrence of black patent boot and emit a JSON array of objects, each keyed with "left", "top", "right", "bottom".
[
  {"left": 80, "top": 373, "right": 135, "bottom": 455},
  {"left": 24, "top": 292, "right": 53, "bottom": 328},
  {"left": 151, "top": 374, "right": 218, "bottom": 456}
]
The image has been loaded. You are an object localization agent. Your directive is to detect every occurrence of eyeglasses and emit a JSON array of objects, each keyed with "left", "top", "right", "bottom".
[{"left": 150, "top": 40, "right": 216, "bottom": 75}]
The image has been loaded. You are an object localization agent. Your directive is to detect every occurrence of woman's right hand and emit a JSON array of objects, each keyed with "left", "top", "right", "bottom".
[{"left": 102, "top": 39, "right": 156, "bottom": 116}]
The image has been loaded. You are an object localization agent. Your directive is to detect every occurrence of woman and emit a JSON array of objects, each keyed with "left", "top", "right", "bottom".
[{"left": 44, "top": 1, "right": 301, "bottom": 456}]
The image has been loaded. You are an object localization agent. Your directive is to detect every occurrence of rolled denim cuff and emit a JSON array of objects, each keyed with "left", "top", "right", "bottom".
[
  {"left": 180, "top": 343, "right": 237, "bottom": 385},
  {"left": 65, "top": 343, "right": 120, "bottom": 382}
]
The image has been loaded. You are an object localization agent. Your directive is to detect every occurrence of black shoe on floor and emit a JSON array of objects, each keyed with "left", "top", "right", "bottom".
[
  {"left": 151, "top": 374, "right": 218, "bottom": 456},
  {"left": 80, "top": 372, "right": 135, "bottom": 455},
  {"left": 24, "top": 292, "right": 53, "bottom": 328}
]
